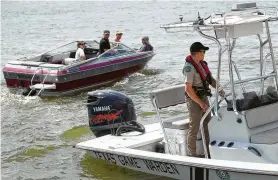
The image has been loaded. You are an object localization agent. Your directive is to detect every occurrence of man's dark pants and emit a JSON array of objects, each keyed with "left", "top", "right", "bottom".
[{"left": 186, "top": 96, "right": 211, "bottom": 157}]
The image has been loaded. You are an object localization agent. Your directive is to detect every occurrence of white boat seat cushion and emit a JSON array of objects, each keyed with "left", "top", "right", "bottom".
[
  {"left": 64, "top": 58, "right": 77, "bottom": 65},
  {"left": 245, "top": 102, "right": 278, "bottom": 129},
  {"left": 162, "top": 116, "right": 189, "bottom": 130},
  {"left": 150, "top": 84, "right": 185, "bottom": 109},
  {"left": 250, "top": 127, "right": 278, "bottom": 144}
]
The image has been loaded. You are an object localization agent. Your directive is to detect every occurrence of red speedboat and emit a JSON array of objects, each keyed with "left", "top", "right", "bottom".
[{"left": 2, "top": 40, "right": 155, "bottom": 97}]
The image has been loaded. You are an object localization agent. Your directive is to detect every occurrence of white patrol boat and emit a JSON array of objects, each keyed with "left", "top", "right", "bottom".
[{"left": 76, "top": 3, "right": 278, "bottom": 180}]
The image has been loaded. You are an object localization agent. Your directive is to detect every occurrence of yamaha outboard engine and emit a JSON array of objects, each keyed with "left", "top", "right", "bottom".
[{"left": 87, "top": 90, "right": 145, "bottom": 137}]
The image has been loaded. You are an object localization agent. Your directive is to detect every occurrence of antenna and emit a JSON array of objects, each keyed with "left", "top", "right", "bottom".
[{"left": 197, "top": 12, "right": 204, "bottom": 25}]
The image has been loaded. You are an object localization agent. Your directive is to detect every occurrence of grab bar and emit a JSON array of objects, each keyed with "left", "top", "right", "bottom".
[{"left": 248, "top": 146, "right": 262, "bottom": 157}]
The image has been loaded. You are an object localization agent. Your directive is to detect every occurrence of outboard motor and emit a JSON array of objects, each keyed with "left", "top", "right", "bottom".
[{"left": 87, "top": 90, "right": 145, "bottom": 137}]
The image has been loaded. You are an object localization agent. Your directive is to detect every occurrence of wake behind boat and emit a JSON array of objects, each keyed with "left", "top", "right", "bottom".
[
  {"left": 76, "top": 3, "right": 278, "bottom": 180},
  {"left": 2, "top": 41, "right": 155, "bottom": 97}
]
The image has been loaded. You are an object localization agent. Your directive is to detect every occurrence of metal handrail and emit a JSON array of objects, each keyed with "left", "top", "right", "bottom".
[
  {"left": 231, "top": 60, "right": 246, "bottom": 94},
  {"left": 152, "top": 98, "right": 172, "bottom": 155},
  {"left": 199, "top": 93, "right": 232, "bottom": 158},
  {"left": 37, "top": 70, "right": 52, "bottom": 96},
  {"left": 196, "top": 26, "right": 222, "bottom": 119},
  {"left": 30, "top": 67, "right": 42, "bottom": 86},
  {"left": 265, "top": 20, "right": 278, "bottom": 90},
  {"left": 27, "top": 67, "right": 43, "bottom": 97},
  {"left": 233, "top": 73, "right": 276, "bottom": 84}
]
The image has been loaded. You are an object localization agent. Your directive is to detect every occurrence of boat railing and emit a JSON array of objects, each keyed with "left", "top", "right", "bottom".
[
  {"left": 199, "top": 92, "right": 232, "bottom": 159},
  {"left": 150, "top": 84, "right": 186, "bottom": 155}
]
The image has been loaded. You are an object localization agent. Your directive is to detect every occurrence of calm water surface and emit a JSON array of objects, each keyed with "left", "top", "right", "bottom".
[{"left": 1, "top": 1, "right": 278, "bottom": 180}]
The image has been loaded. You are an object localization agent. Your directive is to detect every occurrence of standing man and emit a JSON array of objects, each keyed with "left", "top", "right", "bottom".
[
  {"left": 183, "top": 42, "right": 224, "bottom": 158},
  {"left": 99, "top": 30, "right": 111, "bottom": 54},
  {"left": 75, "top": 41, "right": 86, "bottom": 61}
]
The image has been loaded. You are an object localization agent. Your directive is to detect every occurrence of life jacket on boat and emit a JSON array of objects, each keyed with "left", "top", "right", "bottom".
[{"left": 185, "top": 55, "right": 212, "bottom": 97}]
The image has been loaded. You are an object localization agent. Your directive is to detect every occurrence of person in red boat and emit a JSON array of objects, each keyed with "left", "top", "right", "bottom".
[
  {"left": 138, "top": 36, "right": 153, "bottom": 52},
  {"left": 114, "top": 31, "right": 123, "bottom": 42},
  {"left": 75, "top": 41, "right": 86, "bottom": 61},
  {"left": 99, "top": 30, "right": 111, "bottom": 54}
]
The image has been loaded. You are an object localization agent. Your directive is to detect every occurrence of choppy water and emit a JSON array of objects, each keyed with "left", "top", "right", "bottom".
[{"left": 1, "top": 1, "right": 278, "bottom": 180}]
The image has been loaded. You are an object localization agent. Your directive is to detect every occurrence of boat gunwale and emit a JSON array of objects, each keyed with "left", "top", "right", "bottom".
[{"left": 76, "top": 143, "right": 278, "bottom": 176}]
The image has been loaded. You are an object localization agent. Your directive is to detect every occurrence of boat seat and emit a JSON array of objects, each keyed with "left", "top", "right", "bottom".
[
  {"left": 244, "top": 102, "right": 278, "bottom": 129},
  {"left": 150, "top": 84, "right": 185, "bottom": 109},
  {"left": 227, "top": 90, "right": 278, "bottom": 111},
  {"left": 250, "top": 127, "right": 278, "bottom": 144},
  {"left": 69, "top": 51, "right": 76, "bottom": 58},
  {"left": 162, "top": 115, "right": 189, "bottom": 130},
  {"left": 244, "top": 102, "right": 278, "bottom": 144},
  {"left": 63, "top": 58, "right": 78, "bottom": 65}
]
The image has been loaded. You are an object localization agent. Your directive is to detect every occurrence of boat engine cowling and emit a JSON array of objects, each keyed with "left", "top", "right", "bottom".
[{"left": 87, "top": 90, "right": 144, "bottom": 137}]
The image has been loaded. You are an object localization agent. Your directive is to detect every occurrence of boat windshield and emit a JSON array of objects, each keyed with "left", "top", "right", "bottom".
[
  {"left": 44, "top": 40, "right": 99, "bottom": 55},
  {"left": 99, "top": 43, "right": 136, "bottom": 58}
]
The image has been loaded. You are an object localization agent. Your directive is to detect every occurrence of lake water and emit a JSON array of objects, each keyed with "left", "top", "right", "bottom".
[{"left": 1, "top": 1, "right": 278, "bottom": 180}]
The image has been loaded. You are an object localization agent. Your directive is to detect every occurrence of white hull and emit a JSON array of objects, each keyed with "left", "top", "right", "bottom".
[
  {"left": 76, "top": 123, "right": 278, "bottom": 180},
  {"left": 86, "top": 150, "right": 278, "bottom": 180}
]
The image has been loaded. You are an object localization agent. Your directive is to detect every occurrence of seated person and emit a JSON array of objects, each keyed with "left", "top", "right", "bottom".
[
  {"left": 138, "top": 36, "right": 153, "bottom": 52},
  {"left": 114, "top": 31, "right": 123, "bottom": 42},
  {"left": 75, "top": 41, "right": 86, "bottom": 61},
  {"left": 99, "top": 30, "right": 111, "bottom": 54}
]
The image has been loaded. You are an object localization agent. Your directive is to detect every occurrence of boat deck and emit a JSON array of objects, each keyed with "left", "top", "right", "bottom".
[{"left": 76, "top": 123, "right": 163, "bottom": 150}]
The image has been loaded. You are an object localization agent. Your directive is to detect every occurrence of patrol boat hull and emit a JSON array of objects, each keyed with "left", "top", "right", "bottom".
[{"left": 76, "top": 122, "right": 278, "bottom": 180}]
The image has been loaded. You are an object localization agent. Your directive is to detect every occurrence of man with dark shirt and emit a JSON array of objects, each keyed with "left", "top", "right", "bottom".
[
  {"left": 138, "top": 36, "right": 153, "bottom": 52},
  {"left": 99, "top": 30, "right": 111, "bottom": 54}
]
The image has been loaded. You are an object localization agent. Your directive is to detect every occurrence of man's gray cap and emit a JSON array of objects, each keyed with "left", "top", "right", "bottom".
[{"left": 142, "top": 36, "right": 149, "bottom": 42}]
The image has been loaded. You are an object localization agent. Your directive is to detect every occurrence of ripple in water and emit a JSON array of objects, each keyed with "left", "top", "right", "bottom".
[
  {"left": 138, "top": 68, "right": 163, "bottom": 76},
  {"left": 5, "top": 145, "right": 57, "bottom": 163},
  {"left": 60, "top": 125, "right": 92, "bottom": 142}
]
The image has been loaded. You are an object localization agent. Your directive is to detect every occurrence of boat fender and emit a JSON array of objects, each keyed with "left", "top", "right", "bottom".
[{"left": 115, "top": 120, "right": 145, "bottom": 136}]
